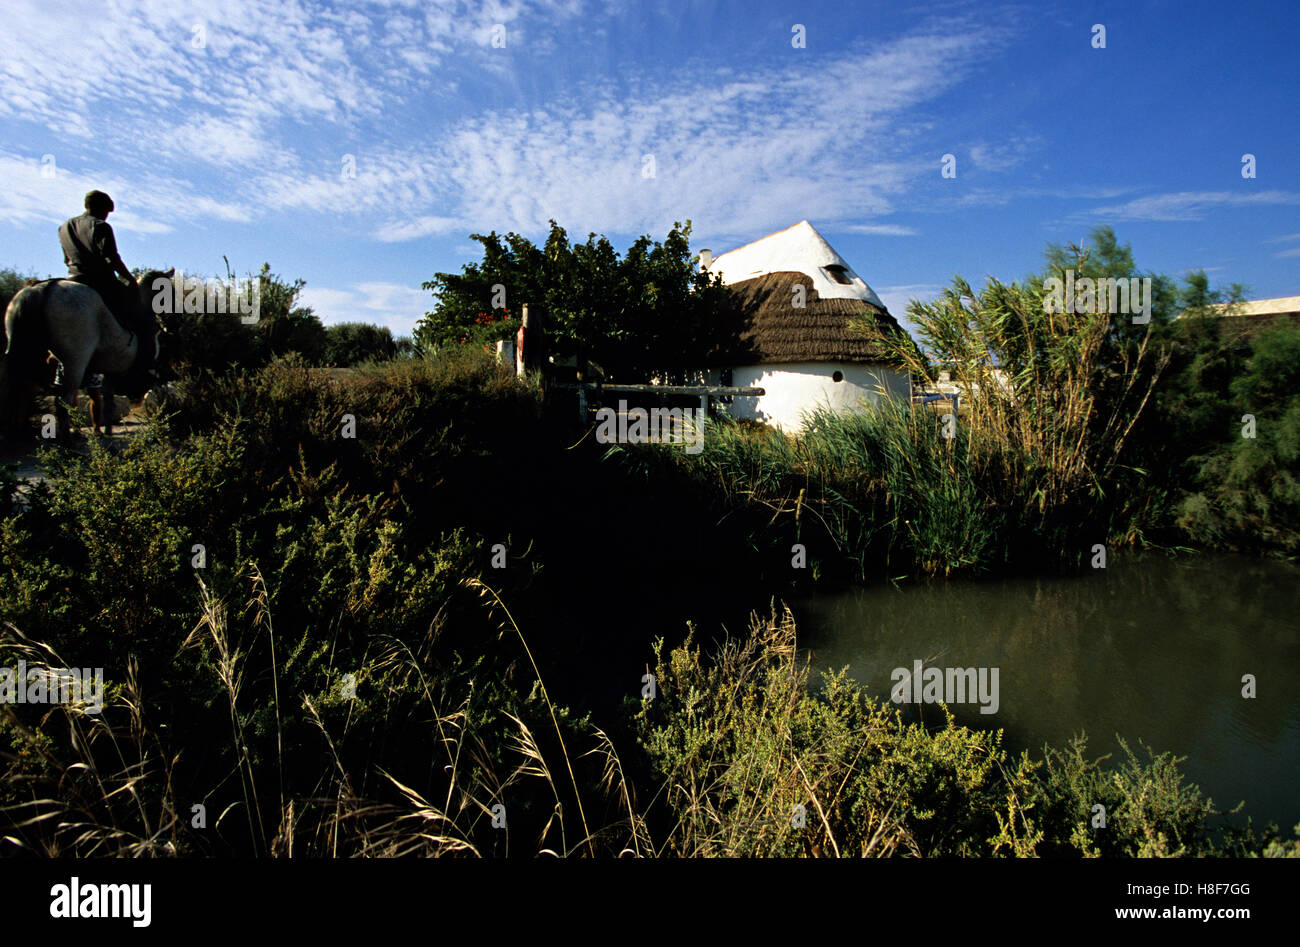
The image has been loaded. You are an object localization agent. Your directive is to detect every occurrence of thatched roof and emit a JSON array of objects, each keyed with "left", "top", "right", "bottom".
[{"left": 714, "top": 270, "right": 908, "bottom": 366}]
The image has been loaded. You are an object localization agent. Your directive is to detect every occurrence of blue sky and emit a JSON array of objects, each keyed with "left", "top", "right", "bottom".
[{"left": 2, "top": 0, "right": 1297, "bottom": 337}]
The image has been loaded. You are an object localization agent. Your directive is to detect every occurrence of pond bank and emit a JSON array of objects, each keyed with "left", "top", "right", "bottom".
[{"left": 794, "top": 552, "right": 1300, "bottom": 831}]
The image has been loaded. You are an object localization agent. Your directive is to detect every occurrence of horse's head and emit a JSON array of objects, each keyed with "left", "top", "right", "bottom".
[
  {"left": 138, "top": 270, "right": 174, "bottom": 318},
  {"left": 138, "top": 269, "right": 175, "bottom": 335}
]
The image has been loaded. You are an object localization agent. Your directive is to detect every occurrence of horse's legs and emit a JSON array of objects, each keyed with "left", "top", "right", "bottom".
[
  {"left": 57, "top": 352, "right": 92, "bottom": 436},
  {"left": 99, "top": 376, "right": 113, "bottom": 436}
]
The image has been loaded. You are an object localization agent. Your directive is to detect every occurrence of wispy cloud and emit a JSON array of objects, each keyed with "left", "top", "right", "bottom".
[
  {"left": 0, "top": 2, "right": 1007, "bottom": 247},
  {"left": 0, "top": 0, "right": 582, "bottom": 133},
  {"left": 1086, "top": 190, "right": 1300, "bottom": 222},
  {"left": 842, "top": 223, "right": 919, "bottom": 236},
  {"left": 0, "top": 150, "right": 252, "bottom": 232},
  {"left": 299, "top": 281, "right": 431, "bottom": 335},
  {"left": 876, "top": 283, "right": 945, "bottom": 318},
  {"left": 377, "top": 24, "right": 1004, "bottom": 243},
  {"left": 968, "top": 136, "right": 1042, "bottom": 173},
  {"left": 373, "top": 215, "right": 468, "bottom": 242}
]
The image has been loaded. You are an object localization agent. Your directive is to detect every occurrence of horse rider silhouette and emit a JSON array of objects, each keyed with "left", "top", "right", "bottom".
[{"left": 58, "top": 190, "right": 155, "bottom": 374}]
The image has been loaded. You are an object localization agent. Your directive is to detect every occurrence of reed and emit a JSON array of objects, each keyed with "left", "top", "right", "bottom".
[
  {"left": 858, "top": 274, "right": 1168, "bottom": 524},
  {"left": 653, "top": 270, "right": 1170, "bottom": 578}
]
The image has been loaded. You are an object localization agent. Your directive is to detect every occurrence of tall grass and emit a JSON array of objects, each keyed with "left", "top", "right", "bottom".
[
  {"left": 802, "top": 400, "right": 1009, "bottom": 575},
  {"left": 646, "top": 402, "right": 1015, "bottom": 579},
  {"left": 1, "top": 573, "right": 647, "bottom": 858},
  {"left": 639, "top": 272, "right": 1171, "bottom": 580},
  {"left": 861, "top": 275, "right": 1168, "bottom": 522}
]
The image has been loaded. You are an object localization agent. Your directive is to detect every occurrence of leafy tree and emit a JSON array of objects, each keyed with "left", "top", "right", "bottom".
[
  {"left": 155, "top": 263, "right": 328, "bottom": 376},
  {"left": 0, "top": 268, "right": 35, "bottom": 315},
  {"left": 255, "top": 262, "right": 326, "bottom": 363},
  {"left": 0, "top": 268, "right": 40, "bottom": 352},
  {"left": 416, "top": 220, "right": 743, "bottom": 382},
  {"left": 1174, "top": 320, "right": 1300, "bottom": 552}
]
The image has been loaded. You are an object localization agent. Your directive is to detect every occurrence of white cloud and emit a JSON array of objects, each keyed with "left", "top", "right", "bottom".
[
  {"left": 0, "top": 150, "right": 254, "bottom": 236},
  {"left": 0, "top": 151, "right": 172, "bottom": 233},
  {"left": 373, "top": 215, "right": 465, "bottom": 242},
  {"left": 0, "top": 6, "right": 1006, "bottom": 250},
  {"left": 1087, "top": 190, "right": 1300, "bottom": 222},
  {"left": 156, "top": 115, "right": 273, "bottom": 169},
  {"left": 0, "top": 0, "right": 592, "bottom": 141},
  {"left": 842, "top": 223, "right": 919, "bottom": 236},
  {"left": 299, "top": 280, "right": 431, "bottom": 335},
  {"left": 968, "top": 137, "right": 1041, "bottom": 172},
  {"left": 876, "top": 283, "right": 945, "bottom": 325},
  {"left": 371, "top": 25, "right": 1002, "bottom": 243}
]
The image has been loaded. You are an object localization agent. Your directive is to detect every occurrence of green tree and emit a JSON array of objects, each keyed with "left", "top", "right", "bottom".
[
  {"left": 1174, "top": 320, "right": 1300, "bottom": 552},
  {"left": 149, "top": 263, "right": 326, "bottom": 376},
  {"left": 416, "top": 220, "right": 742, "bottom": 382},
  {"left": 0, "top": 268, "right": 40, "bottom": 353},
  {"left": 0, "top": 267, "right": 35, "bottom": 315},
  {"left": 255, "top": 262, "right": 326, "bottom": 363}
]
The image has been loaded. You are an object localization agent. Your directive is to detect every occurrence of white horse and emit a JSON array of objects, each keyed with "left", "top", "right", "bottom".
[{"left": 0, "top": 269, "right": 170, "bottom": 433}]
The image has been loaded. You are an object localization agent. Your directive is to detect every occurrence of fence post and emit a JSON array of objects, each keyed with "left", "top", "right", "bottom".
[{"left": 515, "top": 304, "right": 528, "bottom": 377}]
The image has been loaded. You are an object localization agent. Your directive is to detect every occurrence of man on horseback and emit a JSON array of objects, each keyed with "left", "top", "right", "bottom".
[{"left": 58, "top": 190, "right": 155, "bottom": 374}]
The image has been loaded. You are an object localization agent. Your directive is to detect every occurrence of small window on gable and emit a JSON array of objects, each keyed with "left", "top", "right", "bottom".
[{"left": 824, "top": 265, "right": 854, "bottom": 285}]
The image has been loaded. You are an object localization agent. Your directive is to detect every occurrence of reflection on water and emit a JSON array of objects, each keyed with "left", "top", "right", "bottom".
[{"left": 796, "top": 553, "right": 1300, "bottom": 830}]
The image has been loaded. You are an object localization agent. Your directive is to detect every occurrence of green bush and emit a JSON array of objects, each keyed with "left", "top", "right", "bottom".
[
  {"left": 322, "top": 322, "right": 397, "bottom": 367},
  {"left": 634, "top": 607, "right": 1262, "bottom": 857},
  {"left": 1172, "top": 321, "right": 1300, "bottom": 553}
]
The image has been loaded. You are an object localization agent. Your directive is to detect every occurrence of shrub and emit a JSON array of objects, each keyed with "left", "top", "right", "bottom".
[{"left": 634, "top": 607, "right": 1267, "bottom": 857}]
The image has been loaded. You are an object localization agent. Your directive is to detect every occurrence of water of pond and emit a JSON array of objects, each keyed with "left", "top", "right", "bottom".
[{"left": 794, "top": 553, "right": 1300, "bottom": 832}]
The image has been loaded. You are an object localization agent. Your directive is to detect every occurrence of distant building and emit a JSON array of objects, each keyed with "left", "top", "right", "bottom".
[
  {"left": 913, "top": 368, "right": 1014, "bottom": 415},
  {"left": 700, "top": 220, "right": 911, "bottom": 432},
  {"left": 1183, "top": 295, "right": 1300, "bottom": 341}
]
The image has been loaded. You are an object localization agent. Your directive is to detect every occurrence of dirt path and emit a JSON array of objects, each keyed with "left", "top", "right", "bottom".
[{"left": 1, "top": 400, "right": 149, "bottom": 488}]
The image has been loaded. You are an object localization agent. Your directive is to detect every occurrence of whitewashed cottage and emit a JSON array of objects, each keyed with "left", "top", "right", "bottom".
[{"left": 699, "top": 220, "right": 911, "bottom": 432}]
